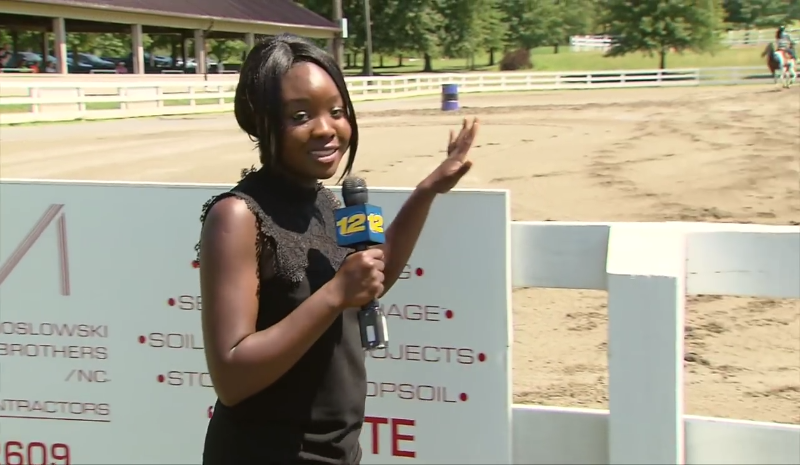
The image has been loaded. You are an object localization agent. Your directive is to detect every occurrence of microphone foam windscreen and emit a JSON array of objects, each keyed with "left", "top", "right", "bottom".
[{"left": 342, "top": 176, "right": 368, "bottom": 206}]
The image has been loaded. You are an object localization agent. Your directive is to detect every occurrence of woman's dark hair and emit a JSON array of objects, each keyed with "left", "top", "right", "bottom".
[{"left": 234, "top": 33, "right": 358, "bottom": 181}]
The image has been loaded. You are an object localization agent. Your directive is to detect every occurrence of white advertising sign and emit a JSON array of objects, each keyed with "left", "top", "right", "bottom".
[{"left": 0, "top": 179, "right": 511, "bottom": 464}]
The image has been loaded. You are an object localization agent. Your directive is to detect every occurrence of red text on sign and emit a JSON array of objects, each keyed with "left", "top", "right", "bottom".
[
  {"left": 363, "top": 416, "right": 416, "bottom": 458},
  {"left": 1, "top": 441, "right": 71, "bottom": 465}
]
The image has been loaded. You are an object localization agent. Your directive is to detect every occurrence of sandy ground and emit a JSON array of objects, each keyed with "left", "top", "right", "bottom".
[{"left": 2, "top": 85, "right": 799, "bottom": 424}]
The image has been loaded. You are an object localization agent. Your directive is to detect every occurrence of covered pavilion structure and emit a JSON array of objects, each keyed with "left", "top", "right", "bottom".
[{"left": 0, "top": 0, "right": 340, "bottom": 74}]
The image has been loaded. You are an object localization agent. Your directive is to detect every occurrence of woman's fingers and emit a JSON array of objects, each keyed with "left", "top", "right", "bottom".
[{"left": 447, "top": 118, "right": 480, "bottom": 160}]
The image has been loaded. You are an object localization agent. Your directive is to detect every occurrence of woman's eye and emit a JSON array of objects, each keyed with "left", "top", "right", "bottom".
[
  {"left": 291, "top": 112, "right": 309, "bottom": 122},
  {"left": 331, "top": 107, "right": 345, "bottom": 118}
]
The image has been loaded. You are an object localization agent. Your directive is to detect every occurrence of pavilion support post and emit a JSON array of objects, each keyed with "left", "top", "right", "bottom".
[
  {"left": 52, "top": 17, "right": 67, "bottom": 74},
  {"left": 193, "top": 29, "right": 206, "bottom": 75},
  {"left": 244, "top": 32, "right": 255, "bottom": 56},
  {"left": 332, "top": 0, "right": 344, "bottom": 68},
  {"left": 131, "top": 24, "right": 144, "bottom": 74}
]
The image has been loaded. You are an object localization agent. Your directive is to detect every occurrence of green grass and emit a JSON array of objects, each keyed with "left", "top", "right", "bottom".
[{"left": 342, "top": 45, "right": 769, "bottom": 75}]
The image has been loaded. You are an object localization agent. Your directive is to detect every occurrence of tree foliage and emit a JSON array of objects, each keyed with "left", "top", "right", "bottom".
[
  {"left": 601, "top": 0, "right": 727, "bottom": 68},
  {"left": 723, "top": 0, "right": 795, "bottom": 28}
]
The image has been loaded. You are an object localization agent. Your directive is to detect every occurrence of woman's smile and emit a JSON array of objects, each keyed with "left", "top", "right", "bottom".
[{"left": 308, "top": 146, "right": 340, "bottom": 163}]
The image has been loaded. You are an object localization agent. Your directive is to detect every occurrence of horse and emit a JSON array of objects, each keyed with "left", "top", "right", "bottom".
[{"left": 762, "top": 43, "right": 797, "bottom": 89}]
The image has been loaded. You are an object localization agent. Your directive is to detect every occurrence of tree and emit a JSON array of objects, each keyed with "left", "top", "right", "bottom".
[
  {"left": 552, "top": 0, "right": 601, "bottom": 53},
  {"left": 452, "top": 0, "right": 509, "bottom": 67},
  {"left": 0, "top": 30, "right": 46, "bottom": 54},
  {"left": 439, "top": 0, "right": 495, "bottom": 68},
  {"left": 208, "top": 39, "right": 246, "bottom": 63},
  {"left": 370, "top": 0, "right": 404, "bottom": 64},
  {"left": 789, "top": 0, "right": 800, "bottom": 22},
  {"left": 93, "top": 33, "right": 129, "bottom": 57},
  {"left": 723, "top": 0, "right": 791, "bottom": 29},
  {"left": 477, "top": 0, "right": 507, "bottom": 65},
  {"left": 379, "top": 0, "right": 442, "bottom": 71},
  {"left": 501, "top": 0, "right": 562, "bottom": 51},
  {"left": 67, "top": 33, "right": 97, "bottom": 63},
  {"left": 297, "top": 0, "right": 367, "bottom": 68},
  {"left": 601, "top": 0, "right": 726, "bottom": 69}
]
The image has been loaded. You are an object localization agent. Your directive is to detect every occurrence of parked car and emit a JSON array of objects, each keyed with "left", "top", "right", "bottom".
[
  {"left": 77, "top": 53, "right": 116, "bottom": 70},
  {"left": 2, "top": 51, "right": 92, "bottom": 73},
  {"left": 151, "top": 54, "right": 173, "bottom": 67},
  {"left": 124, "top": 52, "right": 172, "bottom": 68}
]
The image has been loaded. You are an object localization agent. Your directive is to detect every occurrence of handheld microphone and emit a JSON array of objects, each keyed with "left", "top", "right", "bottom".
[{"left": 335, "top": 177, "right": 389, "bottom": 352}]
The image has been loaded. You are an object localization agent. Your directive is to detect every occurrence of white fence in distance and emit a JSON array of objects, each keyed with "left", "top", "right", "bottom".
[
  {"left": 569, "top": 30, "right": 798, "bottom": 51},
  {"left": 569, "top": 35, "right": 615, "bottom": 51},
  {"left": 0, "top": 66, "right": 776, "bottom": 125}
]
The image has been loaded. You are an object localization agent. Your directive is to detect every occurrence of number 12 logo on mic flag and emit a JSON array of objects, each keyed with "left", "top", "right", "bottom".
[{"left": 334, "top": 204, "right": 386, "bottom": 247}]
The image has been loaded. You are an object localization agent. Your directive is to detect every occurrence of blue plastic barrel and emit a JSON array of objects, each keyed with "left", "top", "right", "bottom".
[{"left": 441, "top": 83, "right": 459, "bottom": 111}]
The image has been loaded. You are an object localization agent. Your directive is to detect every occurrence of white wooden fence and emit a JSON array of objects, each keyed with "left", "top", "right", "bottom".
[
  {"left": 570, "top": 29, "right": 798, "bottom": 51},
  {"left": 0, "top": 66, "right": 776, "bottom": 125},
  {"left": 510, "top": 220, "right": 800, "bottom": 463},
  {"left": 569, "top": 35, "right": 615, "bottom": 51}
]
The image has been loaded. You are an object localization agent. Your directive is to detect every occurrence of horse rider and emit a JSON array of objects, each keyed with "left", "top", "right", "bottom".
[{"left": 775, "top": 25, "right": 797, "bottom": 62}]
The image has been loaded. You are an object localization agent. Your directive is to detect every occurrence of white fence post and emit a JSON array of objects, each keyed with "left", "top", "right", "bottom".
[{"left": 606, "top": 225, "right": 687, "bottom": 464}]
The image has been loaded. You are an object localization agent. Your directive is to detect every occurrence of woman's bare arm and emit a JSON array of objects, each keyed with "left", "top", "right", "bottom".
[{"left": 199, "top": 196, "right": 344, "bottom": 406}]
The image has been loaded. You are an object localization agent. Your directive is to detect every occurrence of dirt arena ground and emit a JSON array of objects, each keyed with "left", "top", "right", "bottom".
[{"left": 2, "top": 85, "right": 799, "bottom": 424}]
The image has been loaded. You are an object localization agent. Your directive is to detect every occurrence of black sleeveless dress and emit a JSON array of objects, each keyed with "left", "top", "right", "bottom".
[{"left": 197, "top": 167, "right": 367, "bottom": 464}]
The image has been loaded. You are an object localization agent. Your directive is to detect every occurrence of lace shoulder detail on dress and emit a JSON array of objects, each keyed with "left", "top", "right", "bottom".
[
  {"left": 320, "top": 185, "right": 343, "bottom": 209},
  {"left": 194, "top": 190, "right": 275, "bottom": 288},
  {"left": 194, "top": 167, "right": 353, "bottom": 288}
]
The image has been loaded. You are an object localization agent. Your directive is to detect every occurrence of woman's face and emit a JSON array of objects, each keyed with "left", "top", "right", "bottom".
[{"left": 279, "top": 62, "right": 352, "bottom": 182}]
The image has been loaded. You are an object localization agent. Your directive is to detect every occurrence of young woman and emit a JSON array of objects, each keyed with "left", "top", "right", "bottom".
[
  {"left": 776, "top": 25, "right": 797, "bottom": 61},
  {"left": 196, "top": 33, "right": 479, "bottom": 464}
]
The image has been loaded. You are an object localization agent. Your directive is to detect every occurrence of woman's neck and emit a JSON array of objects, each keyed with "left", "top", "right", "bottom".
[{"left": 252, "top": 165, "right": 321, "bottom": 203}]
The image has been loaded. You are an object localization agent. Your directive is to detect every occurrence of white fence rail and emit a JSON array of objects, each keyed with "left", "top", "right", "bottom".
[
  {"left": 569, "top": 35, "right": 615, "bottom": 51},
  {"left": 570, "top": 30, "right": 798, "bottom": 51},
  {"left": 0, "top": 66, "right": 775, "bottom": 125}
]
